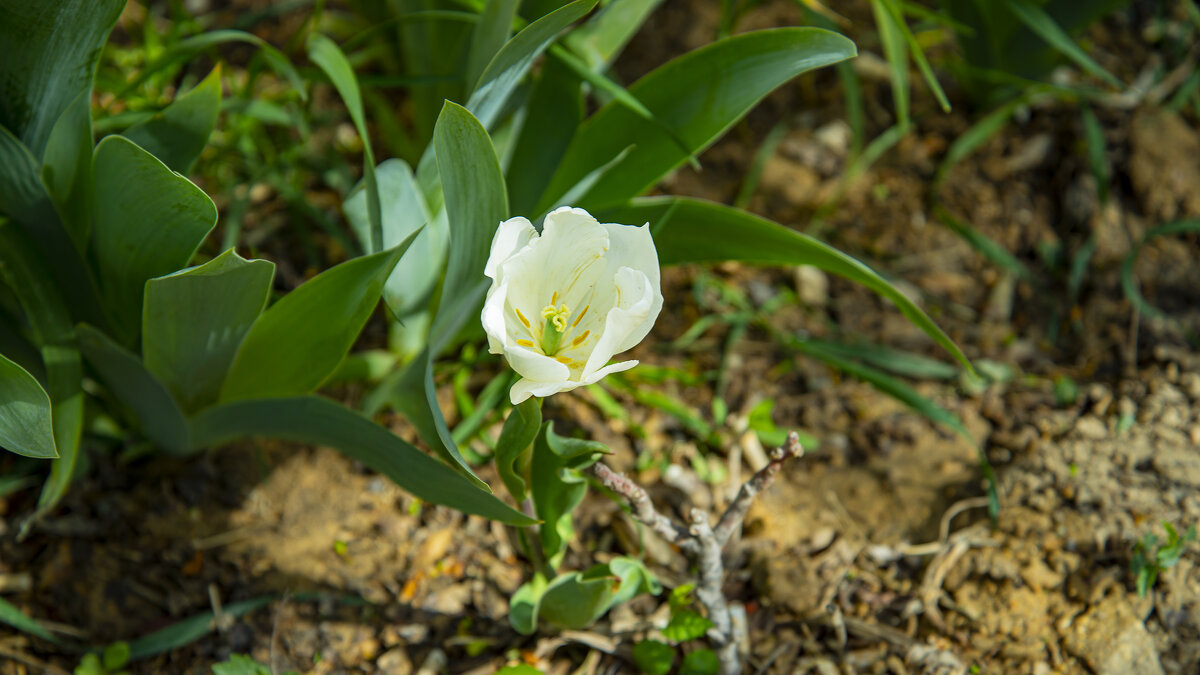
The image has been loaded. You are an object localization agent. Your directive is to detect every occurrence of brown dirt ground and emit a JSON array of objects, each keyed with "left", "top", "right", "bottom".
[{"left": 4, "top": 1, "right": 1200, "bottom": 674}]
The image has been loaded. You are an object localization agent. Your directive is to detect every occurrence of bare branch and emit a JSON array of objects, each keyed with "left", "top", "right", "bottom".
[
  {"left": 591, "top": 462, "right": 700, "bottom": 555},
  {"left": 714, "top": 431, "right": 804, "bottom": 547}
]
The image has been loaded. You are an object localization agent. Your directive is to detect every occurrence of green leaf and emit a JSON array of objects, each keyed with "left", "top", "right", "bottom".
[
  {"left": 495, "top": 399, "right": 542, "bottom": 502},
  {"left": 465, "top": 0, "right": 598, "bottom": 129},
  {"left": 538, "top": 27, "right": 857, "bottom": 212},
  {"left": 188, "top": 396, "right": 534, "bottom": 525},
  {"left": 871, "top": 0, "right": 910, "bottom": 127},
  {"left": 91, "top": 135, "right": 218, "bottom": 344},
  {"left": 41, "top": 91, "right": 93, "bottom": 249},
  {"left": 0, "top": 0, "right": 124, "bottom": 159},
  {"left": 0, "top": 353, "right": 57, "bottom": 459},
  {"left": 123, "top": 65, "right": 223, "bottom": 174},
  {"left": 662, "top": 610, "right": 713, "bottom": 643},
  {"left": 127, "top": 597, "right": 274, "bottom": 661},
  {"left": 494, "top": 666, "right": 544, "bottom": 675},
  {"left": 564, "top": 0, "right": 666, "bottom": 69},
  {"left": 509, "top": 573, "right": 548, "bottom": 635},
  {"left": 0, "top": 220, "right": 84, "bottom": 515},
  {"left": 380, "top": 346, "right": 488, "bottom": 490},
  {"left": 1121, "top": 219, "right": 1200, "bottom": 325},
  {"left": 0, "top": 127, "right": 106, "bottom": 330},
  {"left": 506, "top": 55, "right": 583, "bottom": 216},
  {"left": 308, "top": 33, "right": 381, "bottom": 253},
  {"left": 466, "top": 0, "right": 520, "bottom": 91},
  {"left": 212, "top": 654, "right": 273, "bottom": 675},
  {"left": 1004, "top": 0, "right": 1122, "bottom": 88},
  {"left": 600, "top": 196, "right": 971, "bottom": 370},
  {"left": 0, "top": 595, "right": 59, "bottom": 644},
  {"left": 537, "top": 557, "right": 659, "bottom": 630},
  {"left": 142, "top": 249, "right": 275, "bottom": 413},
  {"left": 103, "top": 641, "right": 131, "bottom": 670},
  {"left": 219, "top": 240, "right": 413, "bottom": 403},
  {"left": 532, "top": 423, "right": 608, "bottom": 569},
  {"left": 680, "top": 649, "right": 720, "bottom": 675},
  {"left": 877, "top": 0, "right": 950, "bottom": 113},
  {"left": 632, "top": 640, "right": 675, "bottom": 675},
  {"left": 797, "top": 338, "right": 959, "bottom": 380},
  {"left": 432, "top": 101, "right": 508, "bottom": 343},
  {"left": 77, "top": 324, "right": 190, "bottom": 454},
  {"left": 933, "top": 206, "right": 1033, "bottom": 281},
  {"left": 344, "top": 159, "right": 447, "bottom": 316}
]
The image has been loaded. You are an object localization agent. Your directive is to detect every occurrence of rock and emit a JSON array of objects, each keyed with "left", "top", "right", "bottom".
[
  {"left": 1063, "top": 595, "right": 1163, "bottom": 675},
  {"left": 1074, "top": 415, "right": 1108, "bottom": 440},
  {"left": 1129, "top": 108, "right": 1200, "bottom": 221},
  {"left": 377, "top": 647, "right": 413, "bottom": 675},
  {"left": 794, "top": 265, "right": 829, "bottom": 307}
]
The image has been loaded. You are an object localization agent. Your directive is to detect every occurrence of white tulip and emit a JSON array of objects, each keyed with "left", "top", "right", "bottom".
[{"left": 482, "top": 206, "right": 663, "bottom": 404}]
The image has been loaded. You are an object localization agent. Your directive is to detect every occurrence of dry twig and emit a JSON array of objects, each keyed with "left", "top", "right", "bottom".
[{"left": 591, "top": 431, "right": 805, "bottom": 675}]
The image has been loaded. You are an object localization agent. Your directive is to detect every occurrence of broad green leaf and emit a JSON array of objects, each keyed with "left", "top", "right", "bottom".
[
  {"left": 0, "top": 0, "right": 124, "bottom": 159},
  {"left": 142, "top": 249, "right": 275, "bottom": 413},
  {"left": 308, "top": 33, "right": 381, "bottom": 253},
  {"left": 91, "top": 135, "right": 218, "bottom": 345},
  {"left": 41, "top": 92, "right": 93, "bottom": 249},
  {"left": 532, "top": 423, "right": 608, "bottom": 570},
  {"left": 600, "top": 196, "right": 971, "bottom": 370},
  {"left": 563, "top": 0, "right": 666, "bottom": 69},
  {"left": 219, "top": 240, "right": 413, "bottom": 403},
  {"left": 0, "top": 353, "right": 57, "bottom": 459},
  {"left": 188, "top": 396, "right": 534, "bottom": 524},
  {"left": 0, "top": 220, "right": 84, "bottom": 514},
  {"left": 506, "top": 56, "right": 583, "bottom": 216},
  {"left": 0, "top": 596, "right": 59, "bottom": 644},
  {"left": 120, "top": 30, "right": 305, "bottom": 102},
  {"left": 680, "top": 649, "right": 720, "bottom": 675},
  {"left": 123, "top": 65, "right": 223, "bottom": 174},
  {"left": 537, "top": 28, "right": 857, "bottom": 212},
  {"left": 127, "top": 597, "right": 275, "bottom": 661},
  {"left": 466, "top": 0, "right": 520, "bottom": 91},
  {"left": 465, "top": 0, "right": 598, "bottom": 129},
  {"left": 344, "top": 159, "right": 447, "bottom": 316},
  {"left": 432, "top": 101, "right": 508, "bottom": 337},
  {"left": 0, "top": 127, "right": 107, "bottom": 329},
  {"left": 1004, "top": 0, "right": 1121, "bottom": 88},
  {"left": 509, "top": 573, "right": 548, "bottom": 635},
  {"left": 380, "top": 346, "right": 489, "bottom": 490},
  {"left": 495, "top": 399, "right": 541, "bottom": 501},
  {"left": 536, "top": 557, "right": 659, "bottom": 630},
  {"left": 632, "top": 640, "right": 675, "bottom": 675},
  {"left": 77, "top": 324, "right": 190, "bottom": 454}
]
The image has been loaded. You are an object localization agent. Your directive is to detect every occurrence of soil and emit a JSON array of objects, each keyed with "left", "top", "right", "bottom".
[{"left": 4, "top": 1, "right": 1200, "bottom": 674}]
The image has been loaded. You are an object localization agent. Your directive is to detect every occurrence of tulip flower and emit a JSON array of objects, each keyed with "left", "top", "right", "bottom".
[{"left": 482, "top": 207, "right": 663, "bottom": 404}]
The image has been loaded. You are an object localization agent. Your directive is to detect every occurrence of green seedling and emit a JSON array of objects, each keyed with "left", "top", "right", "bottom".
[{"left": 1132, "top": 522, "right": 1197, "bottom": 597}]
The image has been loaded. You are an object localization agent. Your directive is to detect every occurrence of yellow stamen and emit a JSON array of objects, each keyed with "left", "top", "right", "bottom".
[
  {"left": 516, "top": 339, "right": 534, "bottom": 348},
  {"left": 555, "top": 356, "right": 572, "bottom": 364},
  {"left": 571, "top": 330, "right": 591, "bottom": 348},
  {"left": 515, "top": 308, "right": 531, "bottom": 329},
  {"left": 572, "top": 305, "right": 590, "bottom": 327},
  {"left": 551, "top": 291, "right": 558, "bottom": 305},
  {"left": 541, "top": 304, "right": 570, "bottom": 332}
]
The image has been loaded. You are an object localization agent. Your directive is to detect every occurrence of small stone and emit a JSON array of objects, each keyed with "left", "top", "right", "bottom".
[
  {"left": 1180, "top": 372, "right": 1200, "bottom": 401},
  {"left": 1063, "top": 595, "right": 1164, "bottom": 675},
  {"left": 377, "top": 647, "right": 414, "bottom": 675},
  {"left": 1075, "top": 415, "right": 1108, "bottom": 440},
  {"left": 794, "top": 265, "right": 829, "bottom": 306}
]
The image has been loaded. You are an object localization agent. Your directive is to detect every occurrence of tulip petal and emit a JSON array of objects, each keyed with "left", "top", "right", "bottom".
[
  {"left": 481, "top": 280, "right": 510, "bottom": 354},
  {"left": 485, "top": 216, "right": 537, "bottom": 279},
  {"left": 583, "top": 267, "right": 656, "bottom": 377},
  {"left": 506, "top": 343, "right": 570, "bottom": 382}
]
